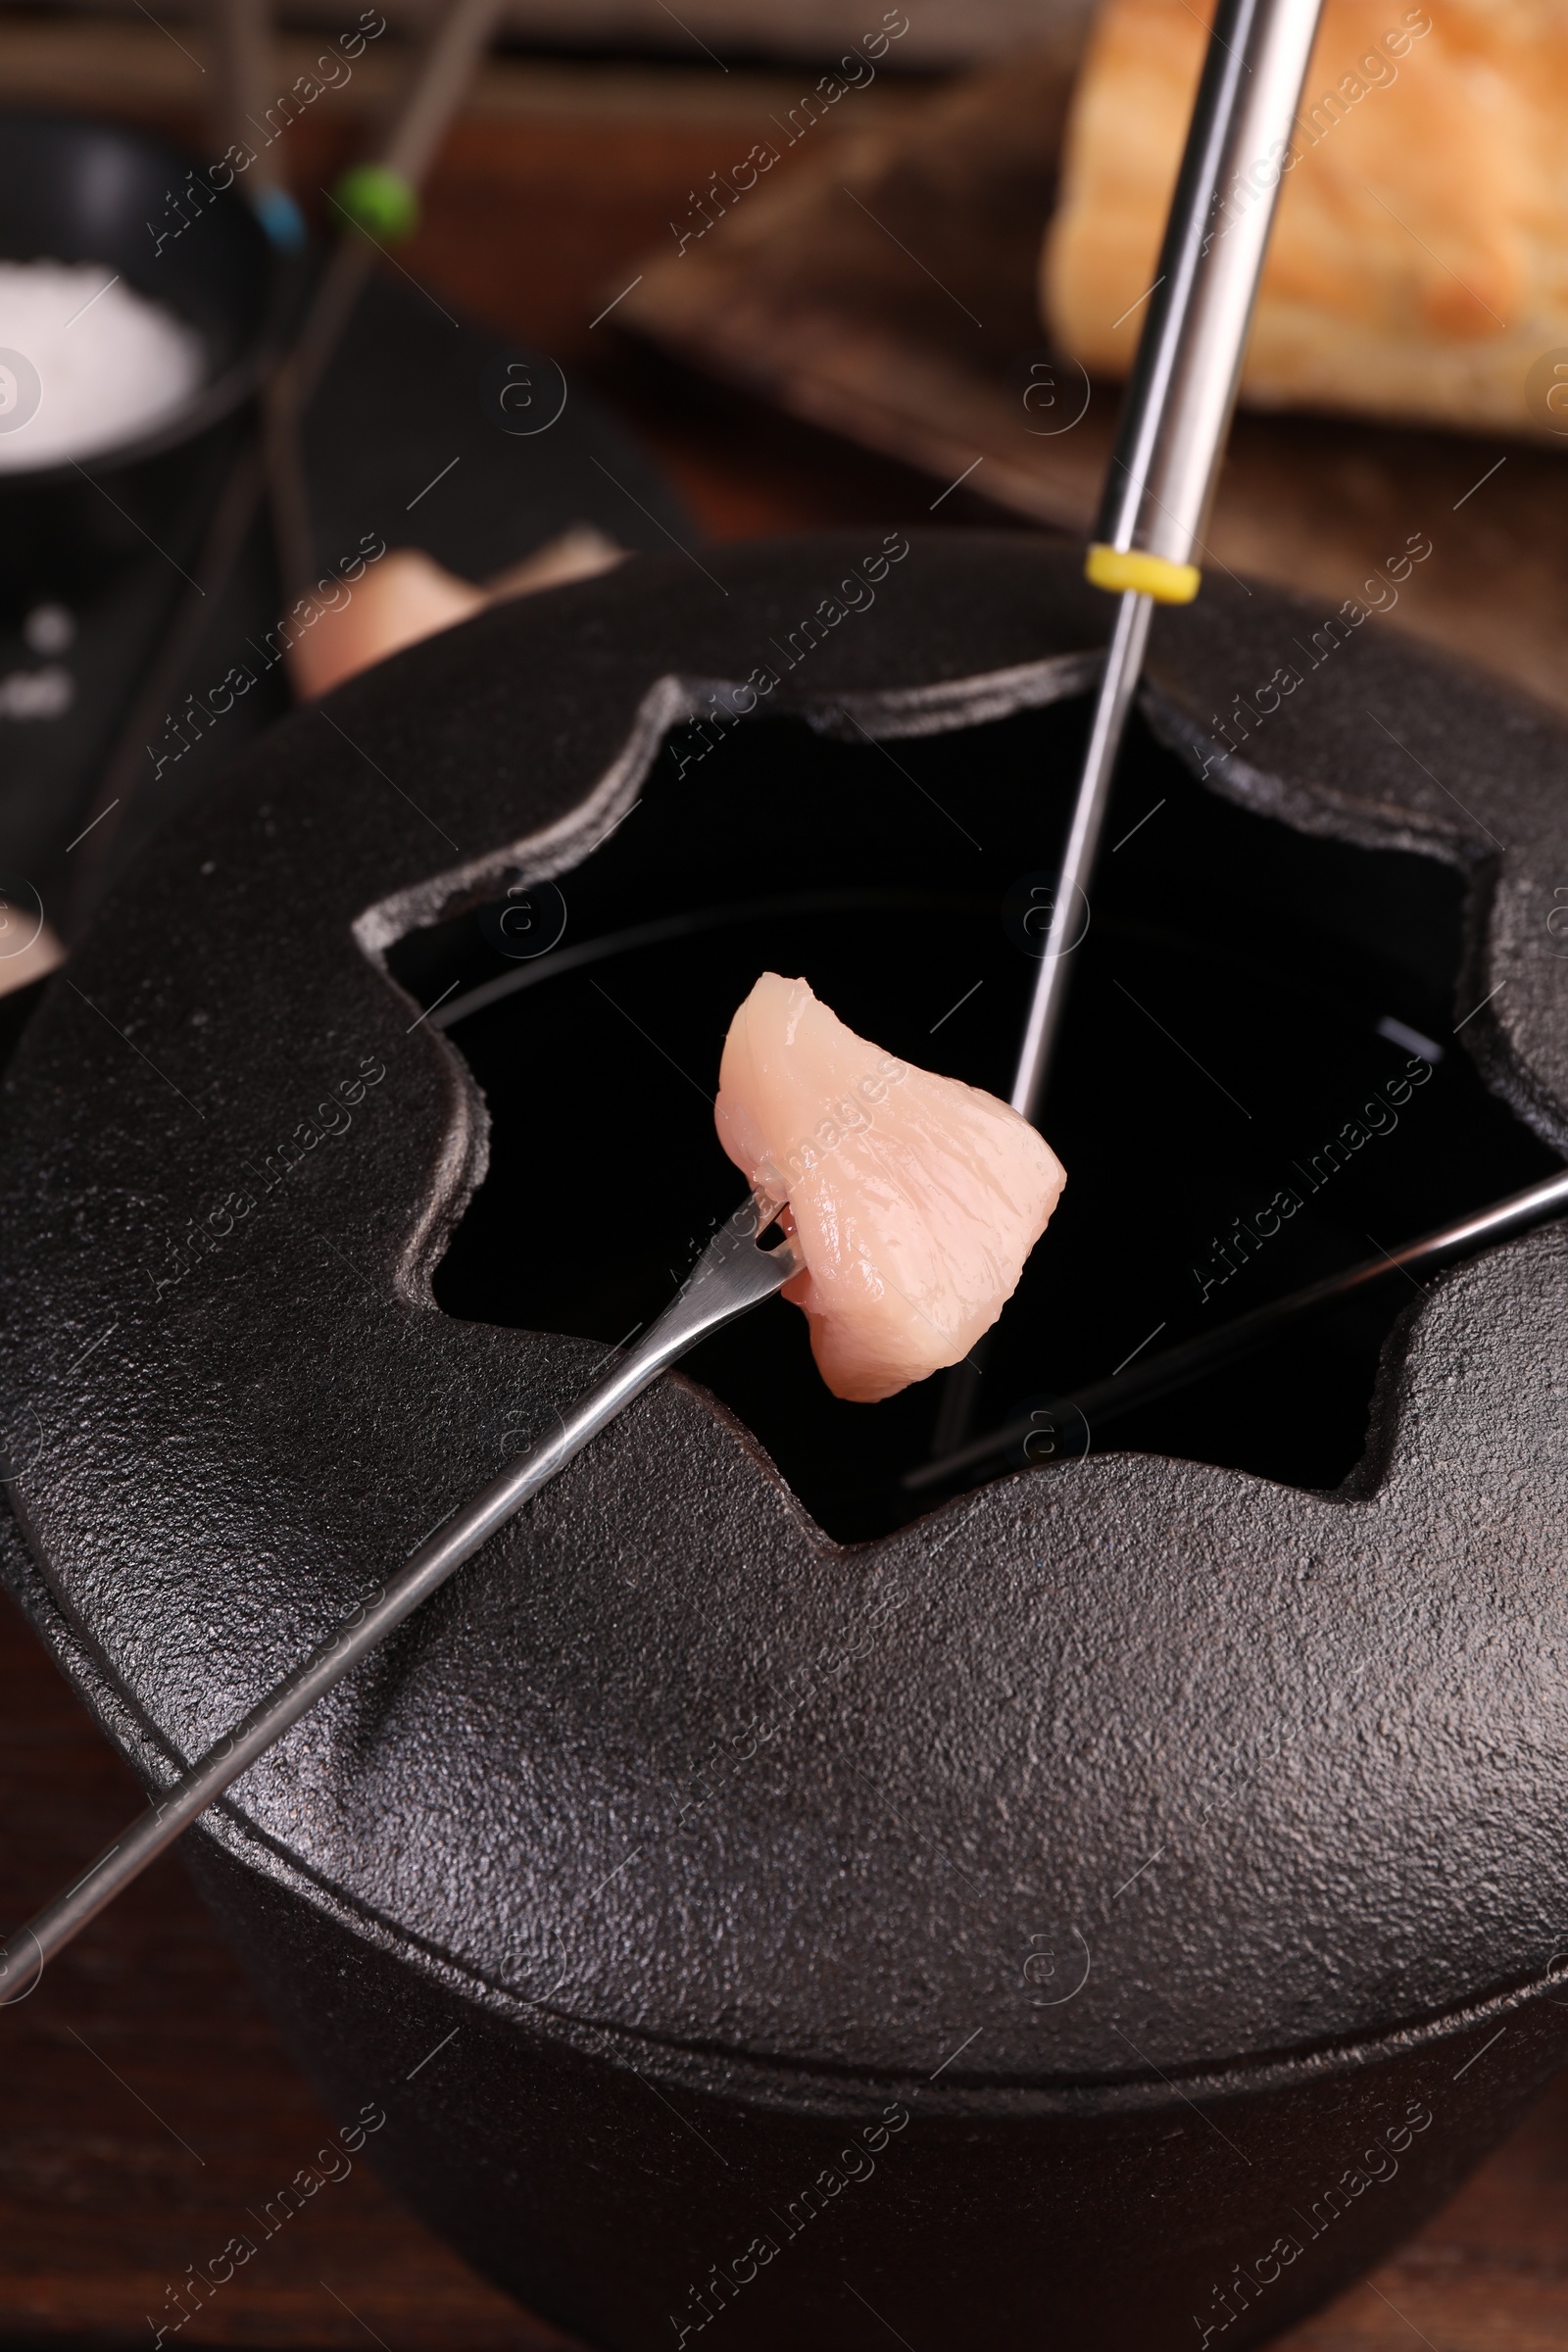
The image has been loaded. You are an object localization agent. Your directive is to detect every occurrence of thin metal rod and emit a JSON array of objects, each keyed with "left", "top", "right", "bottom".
[
  {"left": 265, "top": 0, "right": 513, "bottom": 600},
  {"left": 930, "top": 593, "right": 1153, "bottom": 1457},
  {"left": 61, "top": 0, "right": 510, "bottom": 942},
  {"left": 906, "top": 1166, "right": 1568, "bottom": 1495},
  {"left": 941, "top": 3, "right": 1320, "bottom": 1450},
  {"left": 261, "top": 238, "right": 374, "bottom": 600},
  {"left": 0, "top": 1200, "right": 798, "bottom": 2003},
  {"left": 380, "top": 0, "right": 510, "bottom": 188},
  {"left": 202, "top": 0, "right": 283, "bottom": 197},
  {"left": 433, "top": 887, "right": 967, "bottom": 1031},
  {"left": 1010, "top": 590, "right": 1152, "bottom": 1125},
  {"left": 1008, "top": 0, "right": 1321, "bottom": 1131}
]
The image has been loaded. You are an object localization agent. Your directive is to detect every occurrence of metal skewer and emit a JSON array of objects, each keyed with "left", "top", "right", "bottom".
[
  {"left": 931, "top": 0, "right": 1325, "bottom": 1461},
  {"left": 906, "top": 1166, "right": 1568, "bottom": 1495},
  {"left": 264, "top": 0, "right": 514, "bottom": 601},
  {"left": 0, "top": 1197, "right": 798, "bottom": 2001},
  {"left": 61, "top": 0, "right": 513, "bottom": 945},
  {"left": 202, "top": 0, "right": 297, "bottom": 238},
  {"left": 1009, "top": 589, "right": 1152, "bottom": 1120},
  {"left": 1012, "top": 0, "right": 1326, "bottom": 1126}
]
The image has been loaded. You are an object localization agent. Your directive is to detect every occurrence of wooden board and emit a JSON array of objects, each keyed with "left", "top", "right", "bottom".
[{"left": 619, "top": 47, "right": 1568, "bottom": 718}]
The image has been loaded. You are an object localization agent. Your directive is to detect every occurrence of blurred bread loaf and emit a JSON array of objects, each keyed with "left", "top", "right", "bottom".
[{"left": 1043, "top": 0, "right": 1568, "bottom": 437}]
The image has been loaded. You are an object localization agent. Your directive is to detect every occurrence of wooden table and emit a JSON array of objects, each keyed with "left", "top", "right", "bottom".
[{"left": 2, "top": 23, "right": 1565, "bottom": 2346}]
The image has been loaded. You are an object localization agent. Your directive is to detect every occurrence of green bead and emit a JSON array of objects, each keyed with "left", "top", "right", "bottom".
[{"left": 331, "top": 164, "right": 419, "bottom": 244}]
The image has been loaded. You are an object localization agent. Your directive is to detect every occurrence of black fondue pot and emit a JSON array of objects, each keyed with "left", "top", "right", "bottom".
[{"left": 2, "top": 533, "right": 1566, "bottom": 2350}]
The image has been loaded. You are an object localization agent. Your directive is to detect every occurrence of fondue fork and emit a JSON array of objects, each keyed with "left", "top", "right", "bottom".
[
  {"left": 933, "top": 0, "right": 1326, "bottom": 1463},
  {"left": 0, "top": 1196, "right": 798, "bottom": 2002},
  {"left": 61, "top": 0, "right": 513, "bottom": 944},
  {"left": 1011, "top": 0, "right": 1327, "bottom": 1123}
]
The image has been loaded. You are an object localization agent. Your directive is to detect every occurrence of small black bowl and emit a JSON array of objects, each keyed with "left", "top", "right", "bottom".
[{"left": 0, "top": 108, "right": 285, "bottom": 604}]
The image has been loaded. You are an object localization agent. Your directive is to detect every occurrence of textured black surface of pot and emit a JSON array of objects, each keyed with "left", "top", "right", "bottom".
[{"left": 1, "top": 533, "right": 1566, "bottom": 2349}]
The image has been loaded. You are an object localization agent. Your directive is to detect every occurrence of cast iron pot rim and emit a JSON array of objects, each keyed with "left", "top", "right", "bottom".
[{"left": 0, "top": 105, "right": 288, "bottom": 485}]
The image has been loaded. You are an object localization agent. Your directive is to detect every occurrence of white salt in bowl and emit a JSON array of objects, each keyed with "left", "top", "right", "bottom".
[
  {"left": 0, "top": 262, "right": 208, "bottom": 473},
  {"left": 0, "top": 110, "right": 280, "bottom": 487}
]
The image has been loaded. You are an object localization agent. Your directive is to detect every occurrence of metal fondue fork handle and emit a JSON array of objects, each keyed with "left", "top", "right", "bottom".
[
  {"left": 1011, "top": 0, "right": 1328, "bottom": 1127},
  {"left": 927, "top": 0, "right": 1327, "bottom": 1468},
  {"left": 0, "top": 1195, "right": 799, "bottom": 2004}
]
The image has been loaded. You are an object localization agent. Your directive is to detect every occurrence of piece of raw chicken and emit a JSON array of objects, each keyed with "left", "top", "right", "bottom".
[
  {"left": 715, "top": 973, "right": 1065, "bottom": 1402},
  {"left": 286, "top": 528, "right": 624, "bottom": 702}
]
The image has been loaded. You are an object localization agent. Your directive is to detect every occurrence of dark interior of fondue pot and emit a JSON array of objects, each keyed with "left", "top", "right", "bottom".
[{"left": 390, "top": 696, "right": 1556, "bottom": 1540}]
